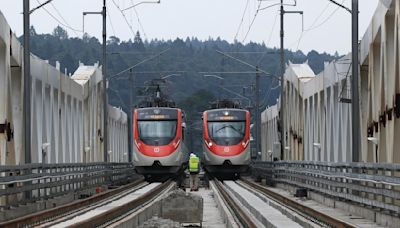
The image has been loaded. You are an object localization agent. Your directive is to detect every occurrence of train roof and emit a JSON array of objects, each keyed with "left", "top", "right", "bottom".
[
  {"left": 204, "top": 108, "right": 248, "bottom": 113},
  {"left": 135, "top": 107, "right": 180, "bottom": 111}
]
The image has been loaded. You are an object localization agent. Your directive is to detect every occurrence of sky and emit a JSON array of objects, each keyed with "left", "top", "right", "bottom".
[{"left": 1, "top": 0, "right": 379, "bottom": 55}]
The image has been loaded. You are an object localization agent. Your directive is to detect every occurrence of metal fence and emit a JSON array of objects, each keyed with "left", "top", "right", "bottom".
[
  {"left": 251, "top": 161, "right": 400, "bottom": 215},
  {"left": 0, "top": 163, "right": 137, "bottom": 208}
]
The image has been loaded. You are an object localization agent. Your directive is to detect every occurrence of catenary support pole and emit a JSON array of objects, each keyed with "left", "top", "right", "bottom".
[
  {"left": 280, "top": 0, "right": 285, "bottom": 160},
  {"left": 23, "top": 0, "right": 31, "bottom": 165},
  {"left": 255, "top": 67, "right": 261, "bottom": 159},
  {"left": 128, "top": 69, "right": 133, "bottom": 162},
  {"left": 351, "top": 0, "right": 360, "bottom": 162},
  {"left": 102, "top": 0, "right": 108, "bottom": 162}
]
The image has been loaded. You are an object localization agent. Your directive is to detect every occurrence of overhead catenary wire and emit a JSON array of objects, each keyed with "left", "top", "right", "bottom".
[
  {"left": 304, "top": 0, "right": 345, "bottom": 31},
  {"left": 257, "top": 12, "right": 279, "bottom": 64},
  {"left": 48, "top": 2, "right": 80, "bottom": 36},
  {"left": 109, "top": 48, "right": 170, "bottom": 80},
  {"left": 292, "top": 1, "right": 331, "bottom": 50},
  {"left": 35, "top": 0, "right": 83, "bottom": 35},
  {"left": 107, "top": 9, "right": 117, "bottom": 37},
  {"left": 234, "top": 0, "right": 250, "bottom": 42},
  {"left": 130, "top": 0, "right": 148, "bottom": 40},
  {"left": 111, "top": 0, "right": 137, "bottom": 39},
  {"left": 242, "top": 0, "right": 263, "bottom": 43},
  {"left": 288, "top": 0, "right": 345, "bottom": 50}
]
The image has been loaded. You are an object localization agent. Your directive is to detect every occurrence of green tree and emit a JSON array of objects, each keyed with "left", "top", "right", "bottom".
[{"left": 52, "top": 26, "right": 68, "bottom": 40}]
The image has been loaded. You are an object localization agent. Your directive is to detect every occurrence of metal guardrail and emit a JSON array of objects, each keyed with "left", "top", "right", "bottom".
[
  {"left": 0, "top": 162, "right": 137, "bottom": 208},
  {"left": 251, "top": 161, "right": 400, "bottom": 215}
]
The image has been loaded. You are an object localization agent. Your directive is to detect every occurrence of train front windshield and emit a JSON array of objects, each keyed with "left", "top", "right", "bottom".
[
  {"left": 207, "top": 121, "right": 245, "bottom": 145},
  {"left": 138, "top": 120, "right": 177, "bottom": 146}
]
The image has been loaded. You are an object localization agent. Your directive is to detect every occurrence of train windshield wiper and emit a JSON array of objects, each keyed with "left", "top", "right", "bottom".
[{"left": 215, "top": 125, "right": 243, "bottom": 135}]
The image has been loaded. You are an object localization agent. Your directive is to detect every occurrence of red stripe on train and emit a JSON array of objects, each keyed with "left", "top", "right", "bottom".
[{"left": 133, "top": 109, "right": 182, "bottom": 157}]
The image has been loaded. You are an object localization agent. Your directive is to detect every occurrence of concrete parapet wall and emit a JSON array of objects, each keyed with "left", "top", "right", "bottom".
[
  {"left": 261, "top": 0, "right": 400, "bottom": 163},
  {"left": 0, "top": 11, "right": 128, "bottom": 165}
]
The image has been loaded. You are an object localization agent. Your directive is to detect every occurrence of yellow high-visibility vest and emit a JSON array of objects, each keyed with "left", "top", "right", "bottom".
[{"left": 189, "top": 156, "right": 199, "bottom": 173}]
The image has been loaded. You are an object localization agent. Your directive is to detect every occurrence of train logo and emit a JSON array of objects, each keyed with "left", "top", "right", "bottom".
[
  {"left": 224, "top": 147, "right": 230, "bottom": 153},
  {"left": 154, "top": 147, "right": 160, "bottom": 153}
]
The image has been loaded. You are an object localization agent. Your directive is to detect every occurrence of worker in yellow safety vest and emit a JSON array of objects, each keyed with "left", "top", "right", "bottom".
[{"left": 189, "top": 153, "right": 200, "bottom": 191}]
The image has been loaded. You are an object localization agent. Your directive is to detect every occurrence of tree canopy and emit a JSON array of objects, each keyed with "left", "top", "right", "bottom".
[{"left": 23, "top": 27, "right": 339, "bottom": 151}]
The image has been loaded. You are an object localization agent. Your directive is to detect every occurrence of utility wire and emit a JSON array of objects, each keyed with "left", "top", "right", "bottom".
[
  {"left": 293, "top": 1, "right": 331, "bottom": 50},
  {"left": 257, "top": 12, "right": 279, "bottom": 64},
  {"left": 109, "top": 48, "right": 170, "bottom": 80},
  {"left": 242, "top": 0, "right": 262, "bottom": 43},
  {"left": 107, "top": 9, "right": 117, "bottom": 37},
  {"left": 48, "top": 2, "right": 80, "bottom": 36},
  {"left": 131, "top": 0, "right": 148, "bottom": 40},
  {"left": 234, "top": 0, "right": 250, "bottom": 42},
  {"left": 111, "top": 0, "right": 137, "bottom": 39},
  {"left": 36, "top": 0, "right": 83, "bottom": 35},
  {"left": 288, "top": 0, "right": 345, "bottom": 50},
  {"left": 304, "top": 0, "right": 345, "bottom": 31}
]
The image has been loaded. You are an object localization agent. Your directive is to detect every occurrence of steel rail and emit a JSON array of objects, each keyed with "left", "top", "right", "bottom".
[
  {"left": 240, "top": 178, "right": 356, "bottom": 228},
  {"left": 213, "top": 178, "right": 257, "bottom": 228},
  {"left": 68, "top": 179, "right": 173, "bottom": 228},
  {"left": 0, "top": 177, "right": 145, "bottom": 228}
]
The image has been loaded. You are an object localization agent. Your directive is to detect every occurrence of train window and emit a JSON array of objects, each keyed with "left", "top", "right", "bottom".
[
  {"left": 138, "top": 120, "right": 177, "bottom": 146},
  {"left": 207, "top": 121, "right": 245, "bottom": 145}
]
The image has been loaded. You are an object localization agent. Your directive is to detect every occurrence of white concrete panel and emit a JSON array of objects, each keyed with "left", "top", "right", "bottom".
[
  {"left": 0, "top": 11, "right": 128, "bottom": 165},
  {"left": 261, "top": 1, "right": 400, "bottom": 163}
]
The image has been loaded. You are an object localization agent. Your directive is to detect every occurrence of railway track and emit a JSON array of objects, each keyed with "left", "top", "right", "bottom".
[
  {"left": 239, "top": 178, "right": 357, "bottom": 228},
  {"left": 211, "top": 177, "right": 345, "bottom": 228},
  {"left": 212, "top": 178, "right": 258, "bottom": 228},
  {"left": 0, "top": 178, "right": 174, "bottom": 228}
]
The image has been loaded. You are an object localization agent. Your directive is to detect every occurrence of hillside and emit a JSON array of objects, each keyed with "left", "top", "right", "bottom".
[{"left": 25, "top": 26, "right": 339, "bottom": 151}]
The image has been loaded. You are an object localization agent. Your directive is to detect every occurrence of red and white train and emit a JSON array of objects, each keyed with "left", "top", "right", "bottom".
[
  {"left": 132, "top": 107, "right": 188, "bottom": 178},
  {"left": 202, "top": 108, "right": 251, "bottom": 177}
]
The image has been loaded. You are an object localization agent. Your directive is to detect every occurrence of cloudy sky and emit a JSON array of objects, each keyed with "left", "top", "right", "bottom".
[{"left": 1, "top": 0, "right": 379, "bottom": 54}]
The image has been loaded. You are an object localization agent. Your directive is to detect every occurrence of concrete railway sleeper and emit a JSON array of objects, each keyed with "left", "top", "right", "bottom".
[{"left": 0, "top": 178, "right": 146, "bottom": 228}]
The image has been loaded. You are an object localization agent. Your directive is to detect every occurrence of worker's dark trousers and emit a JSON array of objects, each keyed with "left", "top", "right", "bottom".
[{"left": 190, "top": 173, "right": 199, "bottom": 191}]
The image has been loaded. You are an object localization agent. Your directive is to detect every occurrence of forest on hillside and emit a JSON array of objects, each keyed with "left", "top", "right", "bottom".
[{"left": 25, "top": 26, "right": 339, "bottom": 151}]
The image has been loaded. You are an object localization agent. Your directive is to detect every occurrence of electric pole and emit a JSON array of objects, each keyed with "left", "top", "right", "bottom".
[
  {"left": 279, "top": 1, "right": 303, "bottom": 160},
  {"left": 23, "top": 0, "right": 31, "bottom": 165},
  {"left": 280, "top": 0, "right": 285, "bottom": 160},
  {"left": 82, "top": 2, "right": 108, "bottom": 162},
  {"left": 255, "top": 67, "right": 261, "bottom": 159},
  {"left": 102, "top": 0, "right": 108, "bottom": 162},
  {"left": 129, "top": 68, "right": 134, "bottom": 162},
  {"left": 351, "top": 0, "right": 360, "bottom": 162}
]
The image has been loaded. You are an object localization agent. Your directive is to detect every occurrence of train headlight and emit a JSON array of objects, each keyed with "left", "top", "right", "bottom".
[
  {"left": 134, "top": 139, "right": 141, "bottom": 149},
  {"left": 173, "top": 139, "right": 181, "bottom": 148},
  {"left": 241, "top": 140, "right": 249, "bottom": 148},
  {"left": 205, "top": 140, "right": 213, "bottom": 148}
]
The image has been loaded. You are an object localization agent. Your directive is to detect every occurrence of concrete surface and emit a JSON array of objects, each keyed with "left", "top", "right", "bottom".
[
  {"left": 272, "top": 183, "right": 388, "bottom": 228},
  {"left": 161, "top": 189, "right": 203, "bottom": 224},
  {"left": 224, "top": 181, "right": 302, "bottom": 228},
  {"left": 191, "top": 188, "right": 227, "bottom": 228},
  {"left": 138, "top": 216, "right": 182, "bottom": 228},
  {"left": 109, "top": 183, "right": 176, "bottom": 228},
  {"left": 51, "top": 183, "right": 161, "bottom": 227}
]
